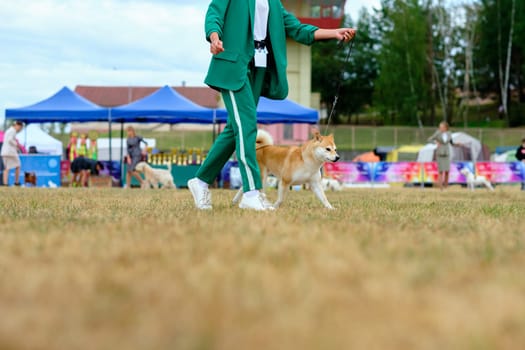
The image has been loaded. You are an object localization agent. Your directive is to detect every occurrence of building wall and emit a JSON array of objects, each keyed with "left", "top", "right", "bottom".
[
  {"left": 263, "top": 39, "right": 314, "bottom": 145},
  {"left": 285, "top": 39, "right": 312, "bottom": 107},
  {"left": 282, "top": 1, "right": 317, "bottom": 144},
  {"left": 264, "top": 123, "right": 311, "bottom": 145},
  {"left": 282, "top": 0, "right": 310, "bottom": 17}
]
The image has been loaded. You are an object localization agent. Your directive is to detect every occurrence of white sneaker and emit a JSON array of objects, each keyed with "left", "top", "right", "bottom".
[
  {"left": 187, "top": 178, "right": 212, "bottom": 210},
  {"left": 259, "top": 193, "right": 274, "bottom": 210},
  {"left": 239, "top": 193, "right": 274, "bottom": 211}
]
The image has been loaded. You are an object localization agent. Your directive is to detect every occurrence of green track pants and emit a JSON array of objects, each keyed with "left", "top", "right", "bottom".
[{"left": 196, "top": 67, "right": 266, "bottom": 192}]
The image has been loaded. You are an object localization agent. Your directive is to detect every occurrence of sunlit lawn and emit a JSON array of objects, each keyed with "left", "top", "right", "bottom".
[{"left": 0, "top": 186, "right": 524, "bottom": 350}]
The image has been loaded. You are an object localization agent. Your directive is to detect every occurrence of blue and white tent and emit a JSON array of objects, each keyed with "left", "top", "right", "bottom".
[
  {"left": 111, "top": 85, "right": 226, "bottom": 124},
  {"left": 215, "top": 97, "right": 319, "bottom": 124},
  {"left": 5, "top": 87, "right": 109, "bottom": 123}
]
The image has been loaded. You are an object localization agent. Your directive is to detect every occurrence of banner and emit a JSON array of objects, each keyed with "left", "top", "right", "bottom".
[
  {"left": 324, "top": 162, "right": 373, "bottom": 183},
  {"left": 423, "top": 162, "right": 473, "bottom": 184},
  {"left": 100, "top": 161, "right": 122, "bottom": 180},
  {"left": 60, "top": 160, "right": 70, "bottom": 181},
  {"left": 5, "top": 155, "right": 62, "bottom": 187},
  {"left": 475, "top": 162, "right": 524, "bottom": 183},
  {"left": 374, "top": 162, "right": 422, "bottom": 183}
]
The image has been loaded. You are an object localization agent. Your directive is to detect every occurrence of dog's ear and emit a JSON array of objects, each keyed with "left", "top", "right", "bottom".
[{"left": 311, "top": 128, "right": 322, "bottom": 142}]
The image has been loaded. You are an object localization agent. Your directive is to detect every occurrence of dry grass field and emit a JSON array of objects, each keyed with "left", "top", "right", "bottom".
[{"left": 0, "top": 186, "right": 524, "bottom": 350}]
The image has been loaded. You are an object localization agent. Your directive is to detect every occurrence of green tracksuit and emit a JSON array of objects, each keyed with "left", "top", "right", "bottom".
[{"left": 196, "top": 0, "right": 318, "bottom": 192}]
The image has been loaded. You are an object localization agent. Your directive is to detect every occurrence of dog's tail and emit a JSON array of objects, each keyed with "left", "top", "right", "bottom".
[
  {"left": 256, "top": 129, "right": 274, "bottom": 149},
  {"left": 166, "top": 162, "right": 172, "bottom": 172}
]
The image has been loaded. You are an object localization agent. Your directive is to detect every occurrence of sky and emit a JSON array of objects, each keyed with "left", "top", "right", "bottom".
[{"left": 0, "top": 0, "right": 381, "bottom": 119}]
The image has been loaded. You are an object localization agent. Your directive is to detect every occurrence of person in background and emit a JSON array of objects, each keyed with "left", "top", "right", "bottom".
[
  {"left": 515, "top": 138, "right": 525, "bottom": 191},
  {"left": 70, "top": 156, "right": 104, "bottom": 187},
  {"left": 88, "top": 134, "right": 98, "bottom": 160},
  {"left": 77, "top": 133, "right": 88, "bottom": 158},
  {"left": 428, "top": 121, "right": 456, "bottom": 190},
  {"left": 125, "top": 126, "right": 147, "bottom": 188},
  {"left": 1, "top": 121, "right": 24, "bottom": 186},
  {"left": 187, "top": 0, "right": 356, "bottom": 210},
  {"left": 67, "top": 132, "right": 78, "bottom": 161}
]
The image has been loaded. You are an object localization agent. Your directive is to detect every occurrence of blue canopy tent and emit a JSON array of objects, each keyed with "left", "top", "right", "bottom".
[
  {"left": 4, "top": 86, "right": 116, "bottom": 174},
  {"left": 5, "top": 86, "right": 109, "bottom": 123},
  {"left": 110, "top": 85, "right": 229, "bottom": 184},
  {"left": 257, "top": 97, "right": 319, "bottom": 124},
  {"left": 111, "top": 85, "right": 226, "bottom": 123},
  {"left": 4, "top": 86, "right": 319, "bottom": 186},
  {"left": 215, "top": 97, "right": 319, "bottom": 124}
]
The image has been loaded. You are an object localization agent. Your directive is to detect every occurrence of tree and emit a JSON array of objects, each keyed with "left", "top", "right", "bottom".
[
  {"left": 457, "top": 3, "right": 481, "bottom": 128},
  {"left": 311, "top": 0, "right": 525, "bottom": 127},
  {"left": 498, "top": 0, "right": 516, "bottom": 124},
  {"left": 429, "top": 0, "right": 466, "bottom": 125},
  {"left": 311, "top": 28, "right": 347, "bottom": 124},
  {"left": 374, "top": 0, "right": 429, "bottom": 125},
  {"left": 312, "top": 12, "right": 381, "bottom": 124},
  {"left": 339, "top": 8, "right": 381, "bottom": 124},
  {"left": 476, "top": 0, "right": 525, "bottom": 126}
]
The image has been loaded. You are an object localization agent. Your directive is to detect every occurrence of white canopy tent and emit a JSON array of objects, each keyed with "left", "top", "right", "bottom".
[
  {"left": 417, "top": 132, "right": 483, "bottom": 162},
  {"left": 17, "top": 124, "right": 63, "bottom": 156},
  {"left": 95, "top": 138, "right": 156, "bottom": 161}
]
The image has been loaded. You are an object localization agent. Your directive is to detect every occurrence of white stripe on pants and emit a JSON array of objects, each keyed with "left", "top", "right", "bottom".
[{"left": 229, "top": 90, "right": 256, "bottom": 191}]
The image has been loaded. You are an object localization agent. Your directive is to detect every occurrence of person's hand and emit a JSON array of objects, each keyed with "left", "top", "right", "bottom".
[
  {"left": 334, "top": 28, "right": 356, "bottom": 43},
  {"left": 209, "top": 32, "right": 224, "bottom": 55}
]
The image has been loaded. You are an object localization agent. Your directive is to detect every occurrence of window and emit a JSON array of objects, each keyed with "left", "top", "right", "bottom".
[{"left": 310, "top": 0, "right": 343, "bottom": 18}]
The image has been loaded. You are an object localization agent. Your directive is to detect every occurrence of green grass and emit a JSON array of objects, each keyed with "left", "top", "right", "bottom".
[{"left": 1, "top": 187, "right": 525, "bottom": 350}]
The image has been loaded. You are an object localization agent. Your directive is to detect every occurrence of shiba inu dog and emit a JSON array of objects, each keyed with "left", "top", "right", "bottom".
[{"left": 233, "top": 129, "right": 340, "bottom": 209}]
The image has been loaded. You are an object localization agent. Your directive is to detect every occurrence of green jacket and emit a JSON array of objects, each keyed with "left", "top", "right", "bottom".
[{"left": 205, "top": 0, "right": 318, "bottom": 99}]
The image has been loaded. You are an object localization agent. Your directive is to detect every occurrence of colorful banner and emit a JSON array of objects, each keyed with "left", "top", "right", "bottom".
[
  {"left": 4, "top": 155, "right": 62, "bottom": 187},
  {"left": 374, "top": 162, "right": 422, "bottom": 183},
  {"left": 60, "top": 160, "right": 70, "bottom": 182},
  {"left": 423, "top": 162, "right": 473, "bottom": 184},
  {"left": 475, "top": 162, "right": 524, "bottom": 183},
  {"left": 100, "top": 161, "right": 122, "bottom": 180},
  {"left": 324, "top": 162, "right": 373, "bottom": 183},
  {"left": 6, "top": 159, "right": 522, "bottom": 187}
]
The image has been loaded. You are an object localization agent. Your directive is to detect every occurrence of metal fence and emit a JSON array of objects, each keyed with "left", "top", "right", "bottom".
[{"left": 331, "top": 126, "right": 525, "bottom": 151}]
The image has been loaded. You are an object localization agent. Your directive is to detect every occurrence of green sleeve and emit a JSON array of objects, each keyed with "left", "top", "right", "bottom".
[
  {"left": 281, "top": 5, "right": 318, "bottom": 45},
  {"left": 205, "top": 0, "right": 230, "bottom": 42}
]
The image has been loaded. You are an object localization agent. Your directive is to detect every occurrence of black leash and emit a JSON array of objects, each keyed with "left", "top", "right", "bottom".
[{"left": 324, "top": 38, "right": 356, "bottom": 134}]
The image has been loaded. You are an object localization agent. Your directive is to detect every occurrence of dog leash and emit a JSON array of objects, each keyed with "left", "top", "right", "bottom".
[{"left": 324, "top": 37, "right": 356, "bottom": 135}]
